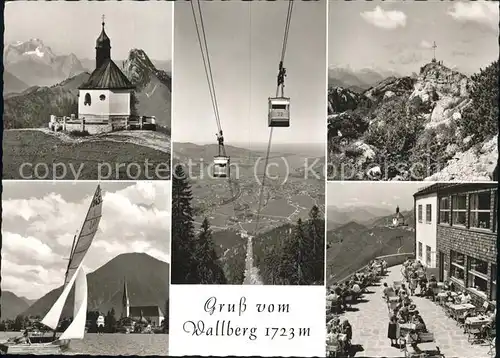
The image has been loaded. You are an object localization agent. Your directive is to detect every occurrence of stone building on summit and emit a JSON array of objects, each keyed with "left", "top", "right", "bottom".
[{"left": 414, "top": 183, "right": 497, "bottom": 306}]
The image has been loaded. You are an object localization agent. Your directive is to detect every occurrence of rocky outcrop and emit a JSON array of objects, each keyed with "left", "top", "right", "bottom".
[{"left": 327, "top": 60, "right": 498, "bottom": 181}]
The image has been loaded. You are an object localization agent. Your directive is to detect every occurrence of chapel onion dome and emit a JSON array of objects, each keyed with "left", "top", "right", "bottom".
[{"left": 96, "top": 21, "right": 111, "bottom": 49}]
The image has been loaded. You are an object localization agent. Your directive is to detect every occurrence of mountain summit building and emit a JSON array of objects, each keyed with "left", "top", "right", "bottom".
[
  {"left": 414, "top": 183, "right": 497, "bottom": 306},
  {"left": 49, "top": 17, "right": 156, "bottom": 134}
]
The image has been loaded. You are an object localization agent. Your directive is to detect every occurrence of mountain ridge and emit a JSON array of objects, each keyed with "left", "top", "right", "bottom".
[
  {"left": 327, "top": 60, "right": 498, "bottom": 181},
  {"left": 21, "top": 252, "right": 169, "bottom": 319},
  {"left": 3, "top": 48, "right": 171, "bottom": 130}
]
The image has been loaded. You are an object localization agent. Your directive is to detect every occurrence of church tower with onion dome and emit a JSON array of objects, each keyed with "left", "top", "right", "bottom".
[
  {"left": 76, "top": 16, "right": 135, "bottom": 133},
  {"left": 95, "top": 17, "right": 111, "bottom": 69}
]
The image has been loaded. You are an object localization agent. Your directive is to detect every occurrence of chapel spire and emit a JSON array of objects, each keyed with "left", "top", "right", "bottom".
[{"left": 95, "top": 15, "right": 111, "bottom": 69}]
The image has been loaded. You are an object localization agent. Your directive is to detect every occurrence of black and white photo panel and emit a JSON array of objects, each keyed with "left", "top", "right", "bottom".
[
  {"left": 169, "top": 1, "right": 326, "bottom": 356},
  {"left": 3, "top": 1, "right": 173, "bottom": 180},
  {"left": 0, "top": 181, "right": 171, "bottom": 355},
  {"left": 326, "top": 181, "right": 497, "bottom": 358},
  {"left": 327, "top": 0, "right": 498, "bottom": 181}
]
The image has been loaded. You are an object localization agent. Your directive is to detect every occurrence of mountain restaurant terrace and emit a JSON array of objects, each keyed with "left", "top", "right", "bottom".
[{"left": 325, "top": 254, "right": 496, "bottom": 358}]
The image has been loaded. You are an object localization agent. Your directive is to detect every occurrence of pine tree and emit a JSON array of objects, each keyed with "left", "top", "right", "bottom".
[
  {"left": 278, "top": 219, "right": 305, "bottom": 285},
  {"left": 194, "top": 218, "right": 228, "bottom": 284},
  {"left": 171, "top": 164, "right": 198, "bottom": 284},
  {"left": 459, "top": 61, "right": 499, "bottom": 145},
  {"left": 306, "top": 205, "right": 325, "bottom": 284}
]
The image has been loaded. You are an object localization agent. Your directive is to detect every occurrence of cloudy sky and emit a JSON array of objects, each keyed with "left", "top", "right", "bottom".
[
  {"left": 173, "top": 1, "right": 326, "bottom": 145},
  {"left": 4, "top": 1, "right": 173, "bottom": 61},
  {"left": 2, "top": 182, "right": 170, "bottom": 300},
  {"left": 327, "top": 182, "right": 427, "bottom": 211},
  {"left": 329, "top": 0, "right": 499, "bottom": 75}
]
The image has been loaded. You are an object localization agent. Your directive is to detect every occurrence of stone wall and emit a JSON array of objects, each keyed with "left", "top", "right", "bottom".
[
  {"left": 65, "top": 121, "right": 112, "bottom": 135},
  {"left": 335, "top": 252, "right": 415, "bottom": 285}
]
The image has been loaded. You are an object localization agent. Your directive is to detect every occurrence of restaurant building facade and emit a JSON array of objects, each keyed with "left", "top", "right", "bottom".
[{"left": 414, "top": 183, "right": 497, "bottom": 306}]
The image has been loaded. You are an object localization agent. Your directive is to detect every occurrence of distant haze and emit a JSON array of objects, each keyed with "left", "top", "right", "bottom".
[
  {"left": 327, "top": 182, "right": 427, "bottom": 210},
  {"left": 329, "top": 1, "right": 499, "bottom": 75},
  {"left": 4, "top": 1, "right": 173, "bottom": 61}
]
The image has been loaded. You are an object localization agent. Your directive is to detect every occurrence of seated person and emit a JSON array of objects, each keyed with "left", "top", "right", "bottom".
[
  {"left": 398, "top": 306, "right": 410, "bottom": 322},
  {"left": 405, "top": 329, "right": 419, "bottom": 349},
  {"left": 11, "top": 330, "right": 31, "bottom": 345},
  {"left": 341, "top": 319, "right": 353, "bottom": 345},
  {"left": 480, "top": 307, "right": 496, "bottom": 337},
  {"left": 460, "top": 291, "right": 472, "bottom": 304},
  {"left": 414, "top": 315, "right": 427, "bottom": 332},
  {"left": 383, "top": 282, "right": 395, "bottom": 299},
  {"left": 446, "top": 291, "right": 455, "bottom": 303},
  {"left": 352, "top": 282, "right": 361, "bottom": 297},
  {"left": 326, "top": 326, "right": 338, "bottom": 345}
]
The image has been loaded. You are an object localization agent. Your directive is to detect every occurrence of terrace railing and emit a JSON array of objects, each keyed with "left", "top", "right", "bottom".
[{"left": 328, "top": 252, "right": 415, "bottom": 286}]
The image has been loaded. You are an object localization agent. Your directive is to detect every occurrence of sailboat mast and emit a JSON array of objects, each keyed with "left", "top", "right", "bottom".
[
  {"left": 64, "top": 185, "right": 101, "bottom": 284},
  {"left": 65, "top": 234, "right": 78, "bottom": 282}
]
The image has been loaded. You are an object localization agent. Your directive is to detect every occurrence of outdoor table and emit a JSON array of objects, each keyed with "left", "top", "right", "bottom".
[
  {"left": 438, "top": 291, "right": 458, "bottom": 298},
  {"left": 399, "top": 323, "right": 416, "bottom": 336},
  {"left": 416, "top": 342, "right": 440, "bottom": 354},
  {"left": 465, "top": 316, "right": 488, "bottom": 325},
  {"left": 464, "top": 315, "right": 488, "bottom": 333},
  {"left": 449, "top": 304, "right": 475, "bottom": 321}
]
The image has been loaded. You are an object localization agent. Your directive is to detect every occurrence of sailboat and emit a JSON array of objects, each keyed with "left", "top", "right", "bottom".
[{"left": 0, "top": 185, "right": 103, "bottom": 355}]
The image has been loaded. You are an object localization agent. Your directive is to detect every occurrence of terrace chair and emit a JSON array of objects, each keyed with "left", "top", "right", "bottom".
[
  {"left": 456, "top": 310, "right": 471, "bottom": 329},
  {"left": 479, "top": 301, "right": 490, "bottom": 315},
  {"left": 326, "top": 341, "right": 340, "bottom": 357},
  {"left": 467, "top": 326, "right": 483, "bottom": 344},
  {"left": 487, "top": 337, "right": 495, "bottom": 358},
  {"left": 343, "top": 295, "right": 353, "bottom": 309}
]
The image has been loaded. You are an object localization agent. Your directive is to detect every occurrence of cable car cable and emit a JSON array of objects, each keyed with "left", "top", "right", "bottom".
[
  {"left": 253, "top": 0, "right": 294, "bottom": 236},
  {"left": 196, "top": 0, "right": 223, "bottom": 133},
  {"left": 190, "top": 0, "right": 221, "bottom": 134}
]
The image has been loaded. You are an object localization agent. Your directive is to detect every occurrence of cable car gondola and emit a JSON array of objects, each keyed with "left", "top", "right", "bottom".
[
  {"left": 213, "top": 155, "right": 230, "bottom": 178},
  {"left": 268, "top": 96, "right": 290, "bottom": 127},
  {"left": 213, "top": 130, "right": 230, "bottom": 178}
]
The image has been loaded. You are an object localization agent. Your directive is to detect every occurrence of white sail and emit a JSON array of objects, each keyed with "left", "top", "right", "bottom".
[
  {"left": 59, "top": 267, "right": 87, "bottom": 340},
  {"left": 41, "top": 185, "right": 102, "bottom": 333},
  {"left": 40, "top": 263, "right": 82, "bottom": 330},
  {"left": 65, "top": 185, "right": 103, "bottom": 286}
]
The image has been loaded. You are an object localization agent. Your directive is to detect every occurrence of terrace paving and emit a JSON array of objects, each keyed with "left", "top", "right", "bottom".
[{"left": 328, "top": 264, "right": 494, "bottom": 358}]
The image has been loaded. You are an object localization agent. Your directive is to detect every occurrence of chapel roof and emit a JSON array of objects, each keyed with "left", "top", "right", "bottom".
[{"left": 79, "top": 59, "right": 135, "bottom": 90}]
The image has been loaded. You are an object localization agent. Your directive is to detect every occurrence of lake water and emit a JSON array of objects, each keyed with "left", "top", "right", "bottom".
[{"left": 0, "top": 332, "right": 168, "bottom": 355}]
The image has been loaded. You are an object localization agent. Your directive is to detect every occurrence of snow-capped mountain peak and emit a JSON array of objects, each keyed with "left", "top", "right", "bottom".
[{"left": 4, "top": 39, "right": 86, "bottom": 87}]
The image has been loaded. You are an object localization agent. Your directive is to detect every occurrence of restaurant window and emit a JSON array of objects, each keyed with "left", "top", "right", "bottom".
[
  {"left": 425, "top": 245, "right": 431, "bottom": 266},
  {"left": 494, "top": 191, "right": 498, "bottom": 232},
  {"left": 426, "top": 204, "right": 432, "bottom": 223},
  {"left": 469, "top": 191, "right": 491, "bottom": 229},
  {"left": 450, "top": 250, "right": 465, "bottom": 283},
  {"left": 418, "top": 242, "right": 423, "bottom": 259},
  {"left": 439, "top": 197, "right": 450, "bottom": 224},
  {"left": 418, "top": 205, "right": 423, "bottom": 223},
  {"left": 491, "top": 264, "right": 497, "bottom": 301},
  {"left": 467, "top": 257, "right": 488, "bottom": 296},
  {"left": 451, "top": 194, "right": 467, "bottom": 226}
]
